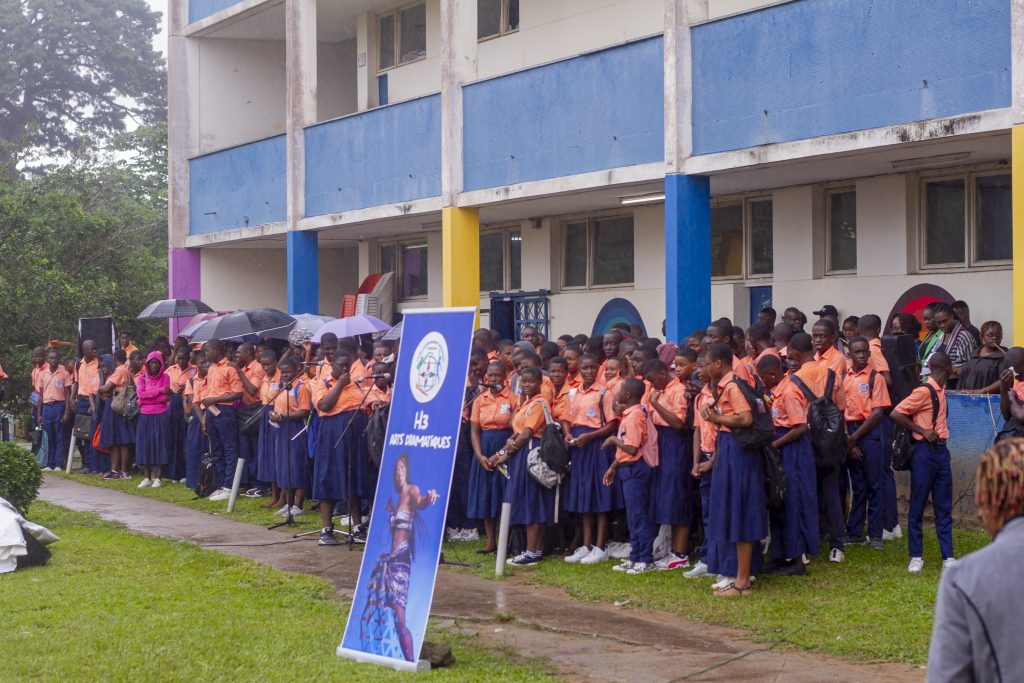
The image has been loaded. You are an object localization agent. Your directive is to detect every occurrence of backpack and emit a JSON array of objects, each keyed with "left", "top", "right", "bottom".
[
  {"left": 791, "top": 370, "right": 847, "bottom": 471},
  {"left": 637, "top": 407, "right": 659, "bottom": 468},
  {"left": 527, "top": 399, "right": 568, "bottom": 489},
  {"left": 891, "top": 384, "right": 939, "bottom": 471},
  {"left": 111, "top": 374, "right": 140, "bottom": 421},
  {"left": 715, "top": 378, "right": 775, "bottom": 450},
  {"left": 364, "top": 404, "right": 390, "bottom": 468},
  {"left": 995, "top": 417, "right": 1024, "bottom": 444},
  {"left": 761, "top": 444, "right": 787, "bottom": 510},
  {"left": 194, "top": 440, "right": 218, "bottom": 498}
]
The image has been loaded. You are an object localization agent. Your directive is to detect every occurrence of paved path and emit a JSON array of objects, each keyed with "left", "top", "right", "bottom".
[{"left": 39, "top": 476, "right": 925, "bottom": 682}]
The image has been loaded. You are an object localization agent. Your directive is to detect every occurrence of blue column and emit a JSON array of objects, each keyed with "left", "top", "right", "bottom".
[
  {"left": 664, "top": 174, "right": 711, "bottom": 342},
  {"left": 286, "top": 230, "right": 319, "bottom": 315}
]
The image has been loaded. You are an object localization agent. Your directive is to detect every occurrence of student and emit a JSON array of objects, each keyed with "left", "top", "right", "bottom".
[
  {"left": 843, "top": 337, "right": 892, "bottom": 548},
  {"left": 257, "top": 350, "right": 283, "bottom": 510},
  {"left": 36, "top": 348, "right": 73, "bottom": 471},
  {"left": 539, "top": 341, "right": 560, "bottom": 367},
  {"left": 773, "top": 323, "right": 794, "bottom": 363},
  {"left": 74, "top": 340, "right": 102, "bottom": 474},
  {"left": 547, "top": 356, "right": 571, "bottom": 421},
  {"left": 98, "top": 349, "right": 136, "bottom": 479},
  {"left": 270, "top": 358, "right": 310, "bottom": 518},
  {"left": 165, "top": 346, "right": 196, "bottom": 483},
  {"left": 492, "top": 367, "right": 555, "bottom": 566},
  {"left": 472, "top": 328, "right": 496, "bottom": 358},
  {"left": 315, "top": 333, "right": 340, "bottom": 381},
  {"left": 468, "top": 361, "right": 515, "bottom": 555},
  {"left": 563, "top": 346, "right": 582, "bottom": 388},
  {"left": 918, "top": 303, "right": 941, "bottom": 374},
  {"left": 687, "top": 331, "right": 706, "bottom": 354},
  {"left": 626, "top": 346, "right": 654, "bottom": 380},
  {"left": 312, "top": 354, "right": 371, "bottom": 546},
  {"left": 644, "top": 359, "right": 693, "bottom": 571},
  {"left": 448, "top": 349, "right": 488, "bottom": 542},
  {"left": 363, "top": 361, "right": 393, "bottom": 413},
  {"left": 951, "top": 300, "right": 982, "bottom": 347},
  {"left": 701, "top": 343, "right": 765, "bottom": 595},
  {"left": 891, "top": 352, "right": 955, "bottom": 574},
  {"left": 135, "top": 351, "right": 173, "bottom": 488},
  {"left": 602, "top": 378, "right": 655, "bottom": 575},
  {"left": 746, "top": 322, "right": 776, "bottom": 365},
  {"left": 685, "top": 351, "right": 717, "bottom": 579},
  {"left": 599, "top": 331, "right": 624, "bottom": 379},
  {"left": 784, "top": 307, "right": 805, "bottom": 333},
  {"left": 497, "top": 339, "right": 516, "bottom": 373},
  {"left": 998, "top": 347, "right": 1024, "bottom": 424},
  {"left": 841, "top": 316, "right": 860, "bottom": 348},
  {"left": 562, "top": 354, "right": 619, "bottom": 565},
  {"left": 118, "top": 330, "right": 139, "bottom": 358},
  {"left": 930, "top": 302, "right": 977, "bottom": 388},
  {"left": 234, "top": 343, "right": 266, "bottom": 493},
  {"left": 29, "top": 346, "right": 46, "bottom": 426},
  {"left": 856, "top": 315, "right": 893, "bottom": 386},
  {"left": 521, "top": 325, "right": 540, "bottom": 349},
  {"left": 183, "top": 354, "right": 210, "bottom": 489},
  {"left": 200, "top": 340, "right": 243, "bottom": 501},
  {"left": 513, "top": 351, "right": 554, "bottom": 403},
  {"left": 812, "top": 318, "right": 848, "bottom": 377},
  {"left": 707, "top": 319, "right": 754, "bottom": 386}
]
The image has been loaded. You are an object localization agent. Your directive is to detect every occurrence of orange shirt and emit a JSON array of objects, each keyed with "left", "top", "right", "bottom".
[
  {"left": 894, "top": 377, "right": 949, "bottom": 440},
  {"left": 604, "top": 376, "right": 623, "bottom": 420},
  {"left": 755, "top": 347, "right": 781, "bottom": 364},
  {"left": 349, "top": 359, "right": 371, "bottom": 384},
  {"left": 512, "top": 395, "right": 548, "bottom": 435},
  {"left": 106, "top": 365, "right": 130, "bottom": 391},
  {"left": 0, "top": 363, "right": 6, "bottom": 381},
  {"left": 31, "top": 366, "right": 43, "bottom": 393},
  {"left": 817, "top": 345, "right": 849, "bottom": 378},
  {"left": 648, "top": 378, "right": 688, "bottom": 428},
  {"left": 471, "top": 386, "right": 515, "bottom": 430},
  {"left": 206, "top": 358, "right": 244, "bottom": 406},
  {"left": 694, "top": 385, "right": 718, "bottom": 453},
  {"left": 76, "top": 358, "right": 102, "bottom": 397},
  {"left": 310, "top": 377, "right": 364, "bottom": 417},
  {"left": 770, "top": 374, "right": 807, "bottom": 429},
  {"left": 567, "top": 372, "right": 582, "bottom": 389},
  {"left": 122, "top": 342, "right": 140, "bottom": 358},
  {"left": 732, "top": 356, "right": 755, "bottom": 386},
  {"left": 363, "top": 385, "right": 392, "bottom": 412},
  {"left": 274, "top": 378, "right": 311, "bottom": 415},
  {"left": 166, "top": 363, "right": 197, "bottom": 393},
  {"left": 615, "top": 404, "right": 647, "bottom": 463},
  {"left": 867, "top": 338, "right": 890, "bottom": 373},
  {"left": 35, "top": 365, "right": 72, "bottom": 403},
  {"left": 184, "top": 375, "right": 208, "bottom": 412},
  {"left": 240, "top": 360, "right": 266, "bottom": 404},
  {"left": 552, "top": 382, "right": 571, "bottom": 421},
  {"left": 315, "top": 361, "right": 332, "bottom": 382},
  {"left": 843, "top": 367, "right": 892, "bottom": 422},
  {"left": 261, "top": 370, "right": 281, "bottom": 404},
  {"left": 712, "top": 371, "right": 750, "bottom": 433},
  {"left": 793, "top": 361, "right": 847, "bottom": 412},
  {"left": 567, "top": 382, "right": 605, "bottom": 429},
  {"left": 1014, "top": 381, "right": 1024, "bottom": 404}
]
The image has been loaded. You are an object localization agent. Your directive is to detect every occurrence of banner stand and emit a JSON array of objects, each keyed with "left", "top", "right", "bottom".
[{"left": 337, "top": 647, "right": 431, "bottom": 673}]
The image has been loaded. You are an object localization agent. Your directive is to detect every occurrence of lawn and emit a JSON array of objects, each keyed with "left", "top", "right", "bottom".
[{"left": 3, "top": 503, "right": 555, "bottom": 682}]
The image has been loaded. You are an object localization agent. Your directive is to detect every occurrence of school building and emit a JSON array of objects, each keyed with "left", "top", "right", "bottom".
[{"left": 168, "top": 0, "right": 1023, "bottom": 344}]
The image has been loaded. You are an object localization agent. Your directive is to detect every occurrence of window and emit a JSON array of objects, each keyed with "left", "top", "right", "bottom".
[
  {"left": 378, "top": 3, "right": 426, "bottom": 73},
  {"left": 379, "top": 240, "right": 429, "bottom": 300},
  {"left": 478, "top": 0, "right": 520, "bottom": 40},
  {"left": 711, "top": 196, "right": 771, "bottom": 279},
  {"left": 561, "top": 215, "right": 634, "bottom": 289},
  {"left": 826, "top": 189, "right": 857, "bottom": 274},
  {"left": 710, "top": 203, "right": 742, "bottom": 278},
  {"left": 479, "top": 227, "right": 522, "bottom": 292},
  {"left": 748, "top": 198, "right": 773, "bottom": 276},
  {"left": 921, "top": 171, "right": 1010, "bottom": 268}
]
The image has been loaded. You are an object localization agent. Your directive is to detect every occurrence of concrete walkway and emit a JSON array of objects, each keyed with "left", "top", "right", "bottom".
[{"left": 39, "top": 476, "right": 924, "bottom": 682}]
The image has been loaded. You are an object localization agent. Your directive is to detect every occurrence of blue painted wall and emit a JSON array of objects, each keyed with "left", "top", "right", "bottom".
[
  {"left": 664, "top": 174, "right": 710, "bottom": 342},
  {"left": 692, "top": 0, "right": 1011, "bottom": 155},
  {"left": 189, "top": 0, "right": 240, "bottom": 24},
  {"left": 462, "top": 37, "right": 665, "bottom": 192},
  {"left": 287, "top": 231, "right": 319, "bottom": 315},
  {"left": 304, "top": 95, "right": 442, "bottom": 217},
  {"left": 188, "top": 136, "right": 287, "bottom": 235}
]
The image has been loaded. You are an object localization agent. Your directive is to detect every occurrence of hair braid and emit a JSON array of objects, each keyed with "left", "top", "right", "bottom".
[{"left": 976, "top": 438, "right": 1024, "bottom": 520}]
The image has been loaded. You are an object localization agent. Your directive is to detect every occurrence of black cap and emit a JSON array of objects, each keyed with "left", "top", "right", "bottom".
[{"left": 813, "top": 305, "right": 839, "bottom": 317}]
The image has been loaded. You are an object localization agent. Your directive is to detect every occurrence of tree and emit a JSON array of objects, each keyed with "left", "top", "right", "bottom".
[{"left": 0, "top": 0, "right": 166, "bottom": 169}]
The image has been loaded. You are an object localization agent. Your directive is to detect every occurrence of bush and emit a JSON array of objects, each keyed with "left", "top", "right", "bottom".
[{"left": 0, "top": 442, "right": 43, "bottom": 514}]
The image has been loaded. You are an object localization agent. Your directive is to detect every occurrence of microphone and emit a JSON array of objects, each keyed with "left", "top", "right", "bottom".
[
  {"left": 478, "top": 382, "right": 504, "bottom": 391},
  {"left": 356, "top": 372, "right": 392, "bottom": 383}
]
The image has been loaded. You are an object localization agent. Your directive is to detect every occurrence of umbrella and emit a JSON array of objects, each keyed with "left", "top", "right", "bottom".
[
  {"left": 382, "top": 319, "right": 403, "bottom": 341},
  {"left": 190, "top": 308, "right": 296, "bottom": 343},
  {"left": 311, "top": 314, "right": 391, "bottom": 343},
  {"left": 263, "top": 313, "right": 337, "bottom": 342},
  {"left": 137, "top": 298, "right": 214, "bottom": 319},
  {"left": 178, "top": 312, "right": 227, "bottom": 338}
]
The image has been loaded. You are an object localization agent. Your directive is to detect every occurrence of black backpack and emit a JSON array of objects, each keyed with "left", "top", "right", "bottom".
[
  {"left": 194, "top": 439, "right": 218, "bottom": 498},
  {"left": 761, "top": 444, "right": 787, "bottom": 510},
  {"left": 791, "top": 370, "right": 847, "bottom": 471},
  {"left": 715, "top": 377, "right": 775, "bottom": 450},
  {"left": 891, "top": 384, "right": 939, "bottom": 471},
  {"left": 364, "top": 404, "right": 390, "bottom": 468},
  {"left": 538, "top": 401, "right": 569, "bottom": 475}
]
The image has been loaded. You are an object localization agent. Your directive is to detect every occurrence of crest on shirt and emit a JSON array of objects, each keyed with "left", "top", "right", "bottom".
[
  {"left": 859, "top": 383, "right": 869, "bottom": 394},
  {"left": 410, "top": 332, "right": 448, "bottom": 403}
]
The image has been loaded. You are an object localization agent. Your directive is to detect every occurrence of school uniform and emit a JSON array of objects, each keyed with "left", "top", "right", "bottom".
[
  {"left": 731, "top": 356, "right": 756, "bottom": 387},
  {"left": 311, "top": 377, "right": 371, "bottom": 503},
  {"left": 551, "top": 383, "right": 571, "bottom": 422},
  {"left": 36, "top": 365, "right": 72, "bottom": 469},
  {"left": 75, "top": 358, "right": 101, "bottom": 472},
  {"left": 894, "top": 378, "right": 954, "bottom": 560},
  {"left": 843, "top": 366, "right": 892, "bottom": 542},
  {"left": 256, "top": 371, "right": 280, "bottom": 485},
  {"left": 165, "top": 363, "right": 197, "bottom": 481},
  {"left": 134, "top": 354, "right": 172, "bottom": 468},
  {"left": 505, "top": 395, "right": 556, "bottom": 526},
  {"left": 273, "top": 378, "right": 310, "bottom": 489},
  {"left": 30, "top": 365, "right": 44, "bottom": 426},
  {"left": 98, "top": 365, "right": 135, "bottom": 450},
  {"left": 205, "top": 358, "right": 244, "bottom": 489},
  {"left": 768, "top": 374, "right": 819, "bottom": 562},
  {"left": 467, "top": 385, "right": 515, "bottom": 520},
  {"left": 362, "top": 384, "right": 392, "bottom": 412},
  {"left": 693, "top": 386, "right": 718, "bottom": 566},
  {"left": 602, "top": 378, "right": 627, "bottom": 510},
  {"left": 239, "top": 359, "right": 266, "bottom": 485},
  {"left": 449, "top": 382, "right": 482, "bottom": 529},
  {"left": 816, "top": 345, "right": 850, "bottom": 378},
  {"left": 564, "top": 383, "right": 615, "bottom": 514},
  {"left": 648, "top": 379, "right": 693, "bottom": 526},
  {"left": 867, "top": 337, "right": 900, "bottom": 533},
  {"left": 183, "top": 376, "right": 208, "bottom": 488},
  {"left": 615, "top": 404, "right": 654, "bottom": 564}
]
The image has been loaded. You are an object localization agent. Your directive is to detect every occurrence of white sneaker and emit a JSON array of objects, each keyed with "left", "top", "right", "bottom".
[
  {"left": 609, "top": 542, "right": 632, "bottom": 559},
  {"left": 460, "top": 529, "right": 480, "bottom": 541},
  {"left": 942, "top": 557, "right": 957, "bottom": 569},
  {"left": 712, "top": 575, "right": 734, "bottom": 590},
  {"left": 829, "top": 549, "right": 845, "bottom": 563},
  {"left": 208, "top": 488, "right": 231, "bottom": 501},
  {"left": 275, "top": 504, "right": 290, "bottom": 516},
  {"left": 565, "top": 546, "right": 591, "bottom": 563},
  {"left": 137, "top": 478, "right": 152, "bottom": 488},
  {"left": 654, "top": 552, "right": 691, "bottom": 571},
  {"left": 580, "top": 546, "right": 609, "bottom": 565},
  {"left": 612, "top": 559, "right": 634, "bottom": 572},
  {"left": 801, "top": 553, "right": 811, "bottom": 566},
  {"left": 179, "top": 478, "right": 186, "bottom": 484},
  {"left": 683, "top": 561, "right": 709, "bottom": 579},
  {"left": 908, "top": 557, "right": 924, "bottom": 574},
  {"left": 151, "top": 479, "right": 162, "bottom": 488},
  {"left": 290, "top": 505, "right": 304, "bottom": 516},
  {"left": 627, "top": 561, "right": 654, "bottom": 575},
  {"left": 883, "top": 524, "right": 904, "bottom": 541},
  {"left": 892, "top": 525, "right": 903, "bottom": 539}
]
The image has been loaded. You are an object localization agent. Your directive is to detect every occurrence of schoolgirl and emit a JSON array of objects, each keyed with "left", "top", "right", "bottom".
[
  {"left": 468, "top": 360, "right": 515, "bottom": 554},
  {"left": 271, "top": 358, "right": 310, "bottom": 517},
  {"left": 134, "top": 351, "right": 172, "bottom": 488}
]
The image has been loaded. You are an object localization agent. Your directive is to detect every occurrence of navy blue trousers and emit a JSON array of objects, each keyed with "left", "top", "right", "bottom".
[
  {"left": 42, "top": 402, "right": 69, "bottom": 469},
  {"left": 619, "top": 458, "right": 655, "bottom": 564},
  {"left": 908, "top": 441, "right": 954, "bottom": 559},
  {"left": 697, "top": 452, "right": 713, "bottom": 564},
  {"left": 880, "top": 416, "right": 899, "bottom": 530},
  {"left": 74, "top": 397, "right": 97, "bottom": 471},
  {"left": 817, "top": 462, "right": 845, "bottom": 551},
  {"left": 846, "top": 421, "right": 886, "bottom": 541},
  {"left": 207, "top": 406, "right": 239, "bottom": 489},
  {"left": 239, "top": 429, "right": 259, "bottom": 486},
  {"left": 769, "top": 429, "right": 819, "bottom": 561}
]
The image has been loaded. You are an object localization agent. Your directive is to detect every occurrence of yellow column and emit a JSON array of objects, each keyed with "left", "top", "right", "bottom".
[
  {"left": 441, "top": 207, "right": 480, "bottom": 310},
  {"left": 1015, "top": 126, "right": 1024, "bottom": 345}
]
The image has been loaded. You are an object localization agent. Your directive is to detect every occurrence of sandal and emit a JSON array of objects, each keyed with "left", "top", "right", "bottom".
[{"left": 713, "top": 581, "right": 753, "bottom": 597}]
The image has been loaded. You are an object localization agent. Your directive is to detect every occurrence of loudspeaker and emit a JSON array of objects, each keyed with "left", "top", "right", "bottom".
[
  {"left": 78, "top": 317, "right": 116, "bottom": 357},
  {"left": 881, "top": 334, "right": 918, "bottom": 404}
]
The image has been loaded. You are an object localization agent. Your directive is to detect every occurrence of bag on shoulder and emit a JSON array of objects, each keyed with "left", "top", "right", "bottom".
[
  {"left": 995, "top": 417, "right": 1024, "bottom": 443},
  {"left": 236, "top": 402, "right": 263, "bottom": 436},
  {"left": 761, "top": 444, "right": 787, "bottom": 510},
  {"left": 791, "top": 370, "right": 847, "bottom": 471},
  {"left": 195, "top": 441, "right": 218, "bottom": 498},
  {"left": 364, "top": 404, "right": 390, "bottom": 468},
  {"left": 722, "top": 378, "right": 775, "bottom": 451},
  {"left": 527, "top": 399, "right": 568, "bottom": 489},
  {"left": 637, "top": 407, "right": 659, "bottom": 468},
  {"left": 72, "top": 413, "right": 93, "bottom": 441},
  {"left": 111, "top": 376, "right": 140, "bottom": 421},
  {"left": 891, "top": 384, "right": 939, "bottom": 471}
]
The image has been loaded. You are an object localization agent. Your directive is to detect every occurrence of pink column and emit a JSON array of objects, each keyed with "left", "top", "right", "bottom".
[{"left": 168, "top": 247, "right": 202, "bottom": 337}]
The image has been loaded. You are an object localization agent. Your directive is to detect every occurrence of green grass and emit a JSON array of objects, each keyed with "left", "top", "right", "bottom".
[
  {"left": 4, "top": 503, "right": 556, "bottom": 682},
  {"left": 441, "top": 528, "right": 990, "bottom": 665}
]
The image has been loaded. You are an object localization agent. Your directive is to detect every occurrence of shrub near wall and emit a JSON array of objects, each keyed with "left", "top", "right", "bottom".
[{"left": 0, "top": 442, "right": 43, "bottom": 514}]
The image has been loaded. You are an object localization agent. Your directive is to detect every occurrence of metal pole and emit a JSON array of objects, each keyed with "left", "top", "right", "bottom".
[
  {"left": 64, "top": 431, "right": 77, "bottom": 474},
  {"left": 227, "top": 457, "right": 246, "bottom": 512},
  {"left": 495, "top": 501, "right": 511, "bottom": 576}
]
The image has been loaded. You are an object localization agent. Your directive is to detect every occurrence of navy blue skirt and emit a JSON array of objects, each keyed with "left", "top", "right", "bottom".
[
  {"left": 99, "top": 398, "right": 135, "bottom": 448},
  {"left": 167, "top": 393, "right": 186, "bottom": 479},
  {"left": 313, "top": 411, "right": 372, "bottom": 502},
  {"left": 185, "top": 414, "right": 206, "bottom": 489},
  {"left": 274, "top": 418, "right": 310, "bottom": 489},
  {"left": 467, "top": 428, "right": 512, "bottom": 519},
  {"left": 135, "top": 410, "right": 171, "bottom": 466},
  {"left": 650, "top": 426, "right": 694, "bottom": 525},
  {"left": 506, "top": 437, "right": 556, "bottom": 525},
  {"left": 563, "top": 425, "right": 615, "bottom": 513},
  {"left": 769, "top": 428, "right": 819, "bottom": 561},
  {"left": 707, "top": 432, "right": 766, "bottom": 577},
  {"left": 256, "top": 410, "right": 275, "bottom": 483}
]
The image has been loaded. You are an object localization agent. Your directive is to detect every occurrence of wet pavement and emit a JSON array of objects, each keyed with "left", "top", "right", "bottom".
[{"left": 39, "top": 476, "right": 925, "bottom": 682}]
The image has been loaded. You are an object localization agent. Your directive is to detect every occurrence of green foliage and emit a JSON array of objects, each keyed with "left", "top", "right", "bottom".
[{"left": 0, "top": 442, "right": 43, "bottom": 513}]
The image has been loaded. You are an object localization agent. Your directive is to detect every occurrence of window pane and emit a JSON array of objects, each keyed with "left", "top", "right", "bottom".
[
  {"left": 400, "top": 243, "right": 428, "bottom": 298},
  {"left": 399, "top": 4, "right": 427, "bottom": 64},
  {"left": 592, "top": 217, "right": 634, "bottom": 286},
  {"left": 975, "top": 174, "right": 1011, "bottom": 262},
  {"left": 378, "top": 14, "right": 395, "bottom": 70},
  {"left": 478, "top": 0, "right": 501, "bottom": 39},
  {"left": 828, "top": 190, "right": 857, "bottom": 272},
  {"left": 925, "top": 179, "right": 965, "bottom": 264},
  {"left": 379, "top": 243, "right": 397, "bottom": 275},
  {"left": 563, "top": 223, "right": 588, "bottom": 287},
  {"left": 748, "top": 199, "right": 773, "bottom": 275},
  {"left": 509, "top": 229, "right": 522, "bottom": 289},
  {"left": 711, "top": 204, "right": 743, "bottom": 278},
  {"left": 506, "top": 0, "right": 520, "bottom": 31},
  {"left": 479, "top": 232, "right": 504, "bottom": 292}
]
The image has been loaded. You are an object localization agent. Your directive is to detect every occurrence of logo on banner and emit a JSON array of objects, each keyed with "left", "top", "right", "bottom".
[{"left": 410, "top": 332, "right": 448, "bottom": 403}]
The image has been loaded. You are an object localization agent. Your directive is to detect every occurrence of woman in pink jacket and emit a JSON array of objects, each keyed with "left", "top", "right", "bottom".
[{"left": 135, "top": 351, "right": 173, "bottom": 488}]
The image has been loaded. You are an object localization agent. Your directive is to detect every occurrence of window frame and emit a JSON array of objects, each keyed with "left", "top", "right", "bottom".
[
  {"left": 559, "top": 212, "right": 635, "bottom": 291},
  {"left": 376, "top": 2, "right": 427, "bottom": 75},
  {"left": 479, "top": 225, "right": 523, "bottom": 293},
  {"left": 710, "top": 194, "right": 773, "bottom": 282},
  {"left": 918, "top": 167, "right": 1012, "bottom": 272},
  {"left": 477, "top": 0, "right": 520, "bottom": 42},
  {"left": 378, "top": 237, "right": 429, "bottom": 301},
  {"left": 824, "top": 186, "right": 857, "bottom": 276}
]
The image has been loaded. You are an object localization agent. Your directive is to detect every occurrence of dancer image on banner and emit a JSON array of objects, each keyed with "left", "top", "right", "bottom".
[{"left": 360, "top": 453, "right": 439, "bottom": 662}]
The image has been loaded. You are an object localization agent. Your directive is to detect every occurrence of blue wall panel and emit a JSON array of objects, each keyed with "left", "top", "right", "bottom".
[
  {"left": 692, "top": 0, "right": 1011, "bottom": 155},
  {"left": 188, "top": 136, "right": 287, "bottom": 235},
  {"left": 304, "top": 95, "right": 441, "bottom": 216},
  {"left": 189, "top": 0, "right": 241, "bottom": 24},
  {"left": 462, "top": 37, "right": 664, "bottom": 191}
]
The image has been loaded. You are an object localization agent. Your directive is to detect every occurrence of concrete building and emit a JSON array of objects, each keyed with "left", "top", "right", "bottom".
[{"left": 168, "top": 0, "right": 1022, "bottom": 343}]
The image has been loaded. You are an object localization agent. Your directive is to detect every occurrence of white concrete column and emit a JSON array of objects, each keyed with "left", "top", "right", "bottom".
[
  {"left": 1013, "top": 0, "right": 1024, "bottom": 124},
  {"left": 856, "top": 176, "right": 910, "bottom": 277},
  {"left": 772, "top": 186, "right": 816, "bottom": 282},
  {"left": 440, "top": 0, "right": 478, "bottom": 206},
  {"left": 358, "top": 240, "right": 371, "bottom": 282},
  {"left": 356, "top": 13, "right": 374, "bottom": 111},
  {"left": 167, "top": 0, "right": 200, "bottom": 249},
  {"left": 285, "top": 0, "right": 317, "bottom": 229}
]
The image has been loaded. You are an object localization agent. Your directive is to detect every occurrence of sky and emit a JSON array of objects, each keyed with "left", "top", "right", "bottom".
[{"left": 148, "top": 0, "right": 168, "bottom": 56}]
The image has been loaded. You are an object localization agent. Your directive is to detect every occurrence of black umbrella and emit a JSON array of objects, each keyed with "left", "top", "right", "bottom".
[
  {"left": 189, "top": 308, "right": 296, "bottom": 343},
  {"left": 137, "top": 298, "right": 214, "bottom": 319}
]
